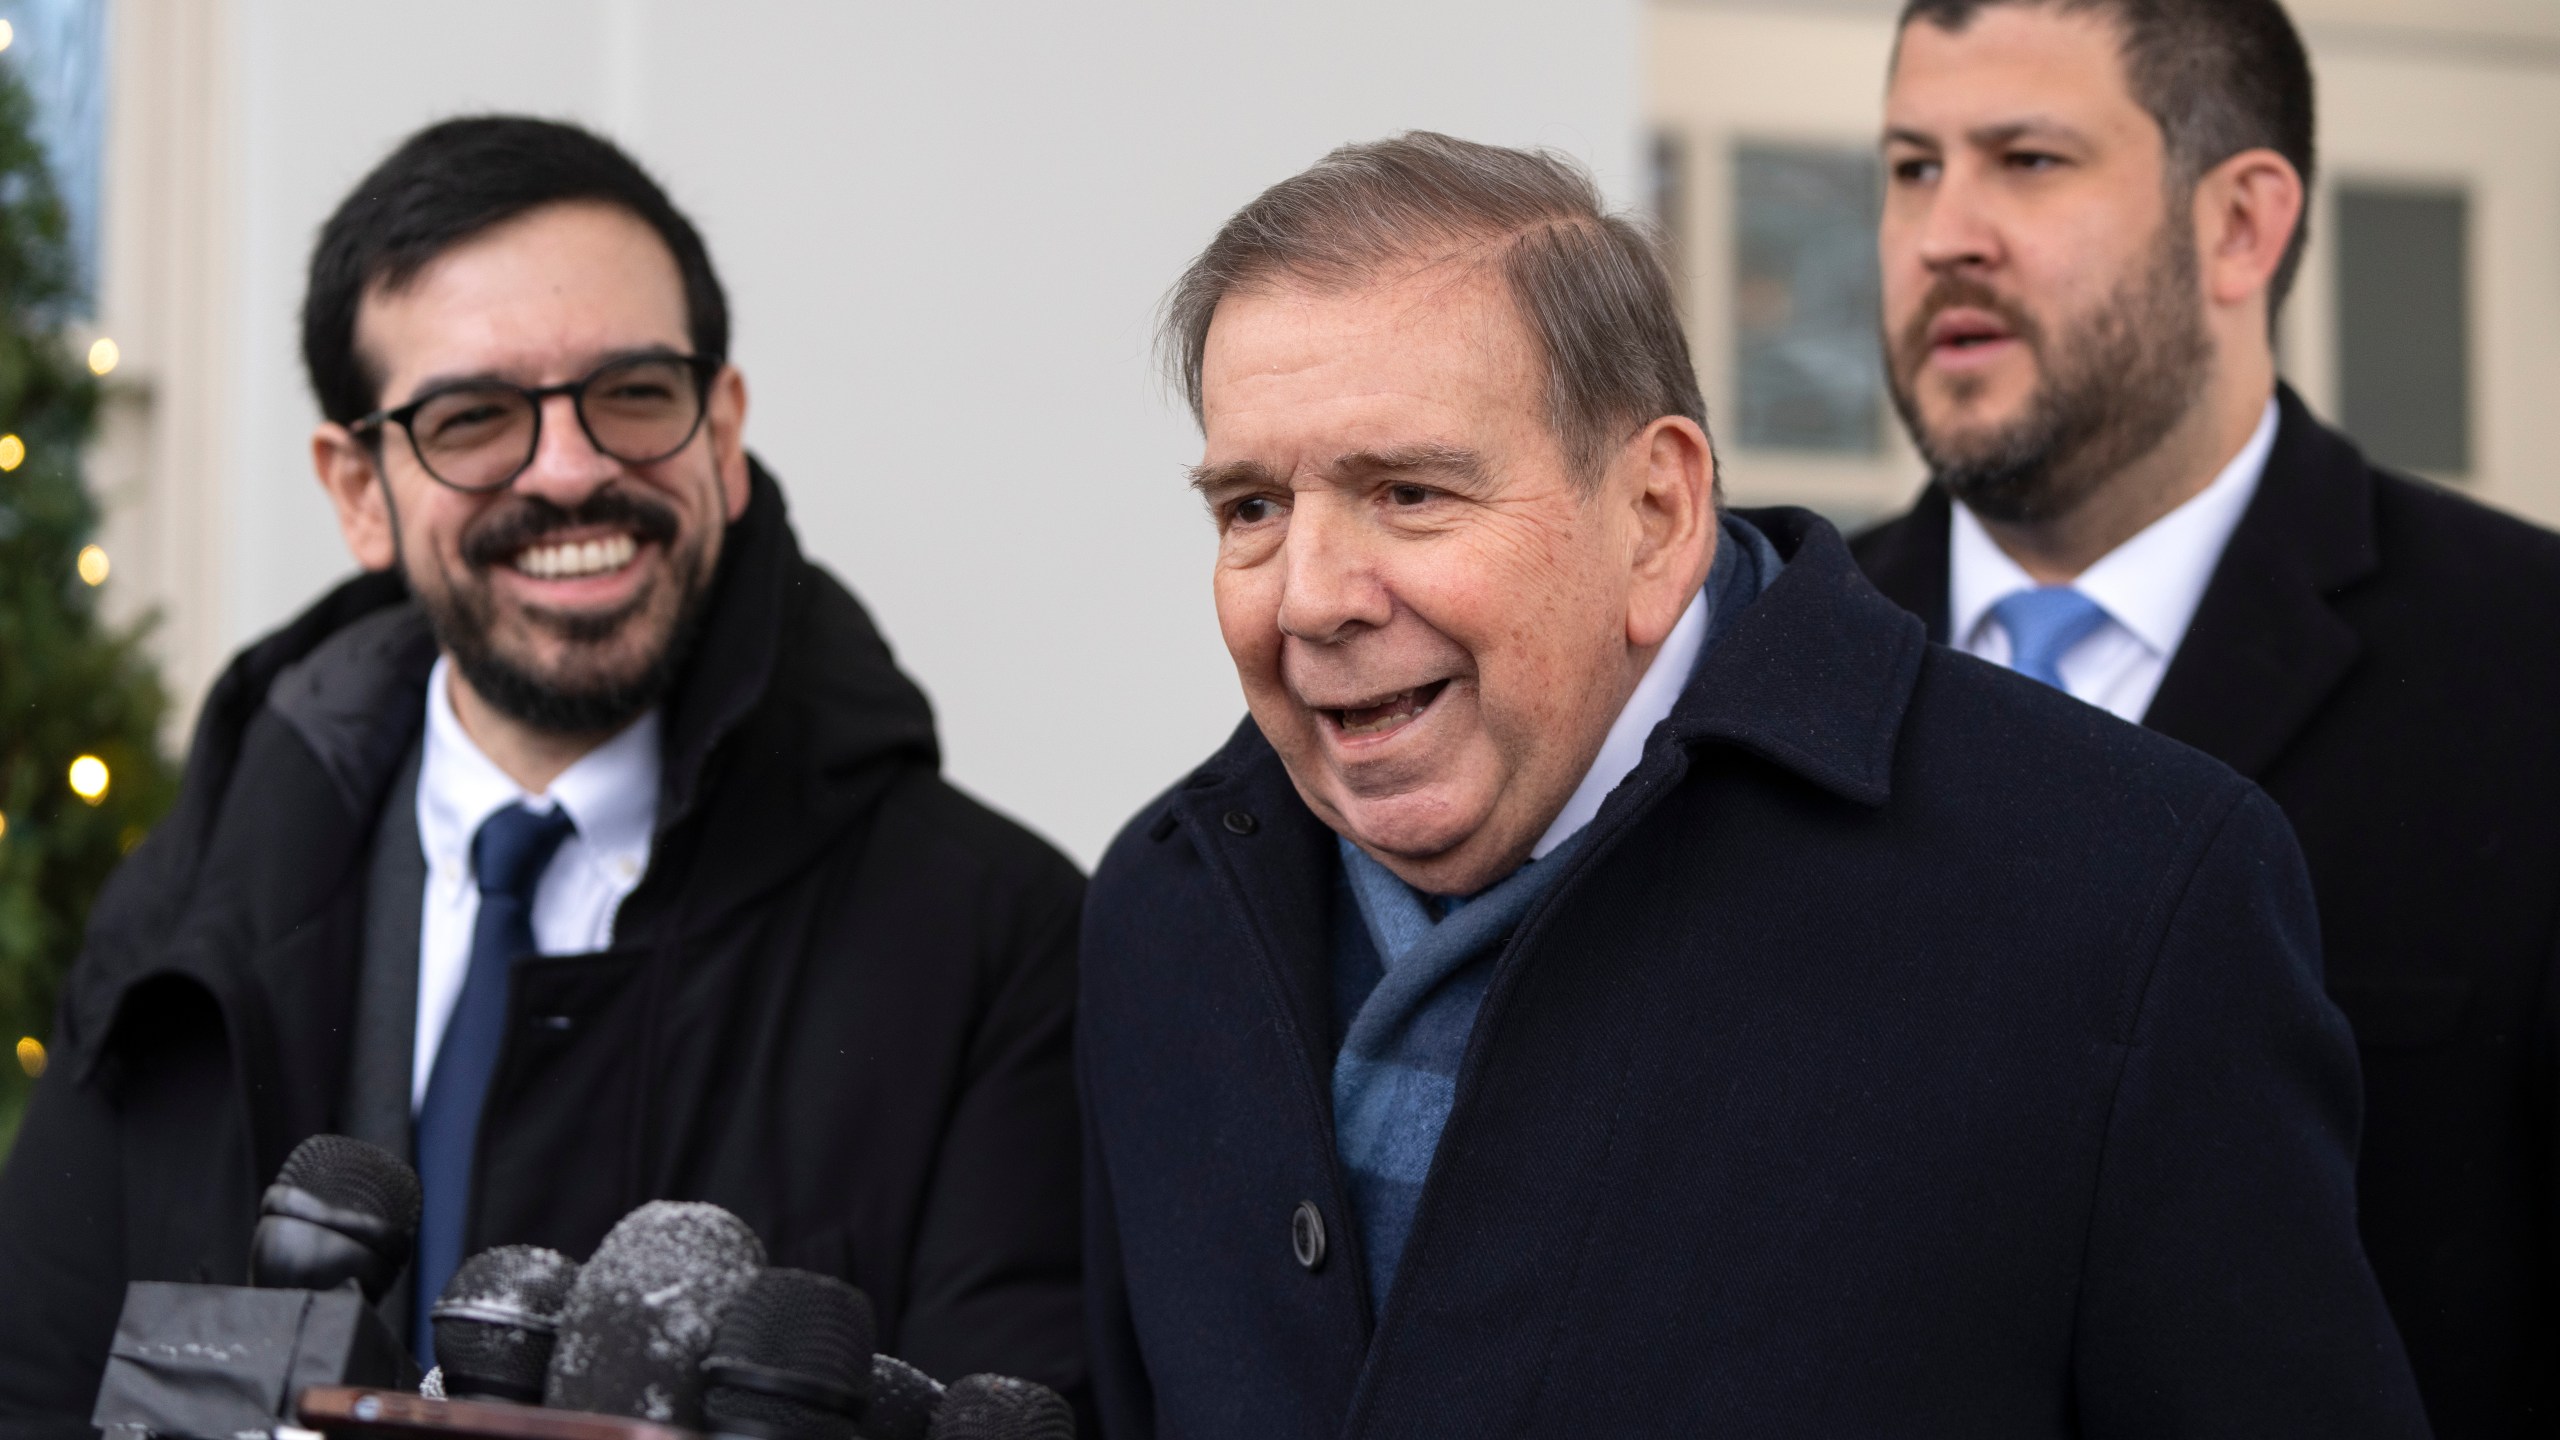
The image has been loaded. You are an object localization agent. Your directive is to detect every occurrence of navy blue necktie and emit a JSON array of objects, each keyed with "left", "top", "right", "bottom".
[
  {"left": 412, "top": 802, "right": 575, "bottom": 1364},
  {"left": 1989, "top": 585, "right": 2109, "bottom": 691}
]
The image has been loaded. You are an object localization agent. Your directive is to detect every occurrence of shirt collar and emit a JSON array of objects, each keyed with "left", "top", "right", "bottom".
[
  {"left": 418, "top": 657, "right": 663, "bottom": 879},
  {"left": 1528, "top": 578, "right": 1711, "bottom": 860},
  {"left": 1950, "top": 397, "right": 2279, "bottom": 656}
]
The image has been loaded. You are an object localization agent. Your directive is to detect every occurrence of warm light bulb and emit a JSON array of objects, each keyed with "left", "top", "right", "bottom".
[
  {"left": 87, "top": 337, "right": 120, "bottom": 375},
  {"left": 0, "top": 20, "right": 14, "bottom": 54},
  {"left": 15, "top": 1037, "right": 43, "bottom": 1079},
  {"left": 77, "top": 543, "right": 109, "bottom": 585},
  {"left": 0, "top": 433, "right": 22, "bottom": 471},
  {"left": 0, "top": 810, "right": 8, "bottom": 841},
  {"left": 68, "top": 755, "right": 109, "bottom": 803}
]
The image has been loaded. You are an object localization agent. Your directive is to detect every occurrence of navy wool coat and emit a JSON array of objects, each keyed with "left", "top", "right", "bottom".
[{"left": 1079, "top": 510, "right": 2428, "bottom": 1438}]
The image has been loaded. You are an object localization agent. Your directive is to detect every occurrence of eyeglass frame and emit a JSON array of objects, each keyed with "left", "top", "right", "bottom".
[{"left": 347, "top": 349, "right": 724, "bottom": 495}]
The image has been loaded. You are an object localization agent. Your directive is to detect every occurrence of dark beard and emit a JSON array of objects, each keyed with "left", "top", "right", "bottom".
[
  {"left": 1885, "top": 208, "right": 2212, "bottom": 524},
  {"left": 410, "top": 485, "right": 712, "bottom": 736}
]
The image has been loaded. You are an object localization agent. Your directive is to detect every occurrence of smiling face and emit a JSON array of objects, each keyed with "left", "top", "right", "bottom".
[
  {"left": 314, "top": 201, "right": 748, "bottom": 739},
  {"left": 1196, "top": 262, "right": 1708, "bottom": 896},
  {"left": 1880, "top": 5, "right": 2211, "bottom": 521}
]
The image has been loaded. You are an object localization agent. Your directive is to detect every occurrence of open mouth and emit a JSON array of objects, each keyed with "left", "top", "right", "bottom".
[
  {"left": 1325, "top": 679, "right": 1450, "bottom": 739},
  {"left": 510, "top": 533, "right": 639, "bottom": 581},
  {"left": 1926, "top": 308, "right": 2018, "bottom": 357}
]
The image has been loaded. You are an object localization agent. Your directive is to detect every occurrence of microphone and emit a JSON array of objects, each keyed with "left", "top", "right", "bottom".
[
  {"left": 925, "top": 1376, "right": 1074, "bottom": 1440},
  {"left": 543, "top": 1200, "right": 766, "bottom": 1426},
  {"left": 250, "top": 1134, "right": 424, "bottom": 1302},
  {"left": 856, "top": 1356, "right": 945, "bottom": 1440},
  {"left": 701, "top": 1268, "right": 875, "bottom": 1440},
  {"left": 94, "top": 1135, "right": 416, "bottom": 1440},
  {"left": 430, "top": 1245, "right": 580, "bottom": 1404}
]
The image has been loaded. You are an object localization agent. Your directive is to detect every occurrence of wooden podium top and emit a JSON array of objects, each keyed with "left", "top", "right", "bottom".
[{"left": 298, "top": 1388, "right": 699, "bottom": 1440}]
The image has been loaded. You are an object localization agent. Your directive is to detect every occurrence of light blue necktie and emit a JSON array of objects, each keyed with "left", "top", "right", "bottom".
[
  {"left": 412, "top": 801, "right": 575, "bottom": 1365},
  {"left": 1988, "top": 586, "right": 2109, "bottom": 691}
]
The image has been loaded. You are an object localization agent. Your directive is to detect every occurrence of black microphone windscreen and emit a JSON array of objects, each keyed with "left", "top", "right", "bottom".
[
  {"left": 433, "top": 1245, "right": 580, "bottom": 1404},
  {"left": 701, "top": 1268, "right": 875, "bottom": 1440},
  {"left": 251, "top": 1134, "right": 422, "bottom": 1298},
  {"left": 277, "top": 1134, "right": 425, "bottom": 1235},
  {"left": 859, "top": 1356, "right": 946, "bottom": 1440},
  {"left": 925, "top": 1375, "right": 1073, "bottom": 1440},
  {"left": 544, "top": 1201, "right": 767, "bottom": 1425}
]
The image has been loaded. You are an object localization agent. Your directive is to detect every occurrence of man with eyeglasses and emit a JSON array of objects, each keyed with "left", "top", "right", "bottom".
[{"left": 0, "top": 117, "right": 1086, "bottom": 1428}]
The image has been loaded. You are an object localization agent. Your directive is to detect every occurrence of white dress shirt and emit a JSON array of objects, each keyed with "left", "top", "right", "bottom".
[
  {"left": 1951, "top": 398, "right": 2279, "bottom": 723},
  {"left": 412, "top": 658, "right": 661, "bottom": 1110},
  {"left": 1530, "top": 581, "right": 1711, "bottom": 859}
]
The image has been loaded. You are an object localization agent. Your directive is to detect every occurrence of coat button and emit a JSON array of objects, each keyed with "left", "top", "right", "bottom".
[
  {"left": 1291, "top": 1201, "right": 1327, "bottom": 1272},
  {"left": 1223, "top": 810, "right": 1259, "bottom": 836}
]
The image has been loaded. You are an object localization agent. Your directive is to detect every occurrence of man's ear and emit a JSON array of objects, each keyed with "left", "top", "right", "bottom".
[
  {"left": 313, "top": 424, "right": 400, "bottom": 571},
  {"left": 2196, "top": 147, "right": 2305, "bottom": 314},
  {"left": 707, "top": 364, "right": 752, "bottom": 520},
  {"left": 1621, "top": 414, "right": 1718, "bottom": 651}
]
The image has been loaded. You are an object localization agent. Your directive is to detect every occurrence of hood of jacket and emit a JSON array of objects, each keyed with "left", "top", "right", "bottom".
[{"left": 61, "top": 458, "right": 939, "bottom": 1076}]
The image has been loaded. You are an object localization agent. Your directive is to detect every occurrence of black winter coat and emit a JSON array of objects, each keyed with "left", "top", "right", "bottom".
[
  {"left": 1079, "top": 509, "right": 2427, "bottom": 1439},
  {"left": 0, "top": 467, "right": 1085, "bottom": 1436},
  {"left": 1854, "top": 388, "right": 2560, "bottom": 1437}
]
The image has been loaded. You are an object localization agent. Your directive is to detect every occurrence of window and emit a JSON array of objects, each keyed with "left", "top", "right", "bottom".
[
  {"left": 0, "top": 0, "right": 108, "bottom": 307},
  {"left": 2334, "top": 184, "right": 2470, "bottom": 477},
  {"left": 1732, "top": 143, "right": 1881, "bottom": 454}
]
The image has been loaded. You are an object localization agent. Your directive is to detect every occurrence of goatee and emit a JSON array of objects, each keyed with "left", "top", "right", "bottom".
[{"left": 412, "top": 485, "right": 713, "bottom": 736}]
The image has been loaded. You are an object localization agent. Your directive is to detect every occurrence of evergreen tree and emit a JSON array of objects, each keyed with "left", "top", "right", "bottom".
[{"left": 0, "top": 45, "right": 178, "bottom": 1155}]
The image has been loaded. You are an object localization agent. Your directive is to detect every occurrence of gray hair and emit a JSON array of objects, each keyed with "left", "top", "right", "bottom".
[{"left": 1161, "top": 131, "right": 1709, "bottom": 485}]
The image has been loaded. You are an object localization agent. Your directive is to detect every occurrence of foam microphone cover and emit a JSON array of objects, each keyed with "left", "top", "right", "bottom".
[
  {"left": 925, "top": 1375, "right": 1073, "bottom": 1440},
  {"left": 432, "top": 1245, "right": 581, "bottom": 1403},
  {"left": 701, "top": 1268, "right": 875, "bottom": 1440},
  {"left": 249, "top": 1134, "right": 423, "bottom": 1302},
  {"left": 858, "top": 1356, "right": 946, "bottom": 1440},
  {"left": 544, "top": 1201, "right": 767, "bottom": 1425}
]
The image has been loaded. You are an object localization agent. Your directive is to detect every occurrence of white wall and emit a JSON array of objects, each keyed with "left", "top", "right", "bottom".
[{"left": 137, "top": 0, "right": 1640, "bottom": 865}]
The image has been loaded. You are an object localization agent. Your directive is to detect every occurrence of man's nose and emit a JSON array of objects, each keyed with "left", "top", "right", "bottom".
[
  {"left": 1913, "top": 163, "right": 2003, "bottom": 274},
  {"left": 1275, "top": 498, "right": 1393, "bottom": 644},
  {"left": 509, "top": 392, "right": 619, "bottom": 506}
]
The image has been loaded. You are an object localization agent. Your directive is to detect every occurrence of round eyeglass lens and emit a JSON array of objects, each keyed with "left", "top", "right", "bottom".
[
  {"left": 411, "top": 385, "right": 539, "bottom": 492},
  {"left": 580, "top": 356, "right": 705, "bottom": 464}
]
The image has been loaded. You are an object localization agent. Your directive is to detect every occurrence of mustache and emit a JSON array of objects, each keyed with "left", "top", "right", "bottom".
[
  {"left": 1892, "top": 275, "right": 2045, "bottom": 373},
  {"left": 457, "top": 486, "right": 684, "bottom": 570}
]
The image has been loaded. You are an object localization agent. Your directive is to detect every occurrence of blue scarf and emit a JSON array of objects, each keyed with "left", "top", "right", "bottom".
[{"left": 1330, "top": 513, "right": 1780, "bottom": 1314}]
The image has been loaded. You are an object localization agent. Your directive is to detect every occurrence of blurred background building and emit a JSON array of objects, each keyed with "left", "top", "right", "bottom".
[{"left": 6, "top": 0, "right": 2554, "bottom": 867}]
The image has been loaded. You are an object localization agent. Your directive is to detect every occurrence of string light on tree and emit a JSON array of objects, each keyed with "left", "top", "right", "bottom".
[
  {"left": 77, "top": 543, "right": 109, "bottom": 585},
  {"left": 0, "top": 433, "right": 23, "bottom": 471},
  {"left": 87, "top": 336, "right": 118, "bottom": 375},
  {"left": 68, "top": 755, "right": 110, "bottom": 804},
  {"left": 14, "top": 1038, "right": 42, "bottom": 1079}
]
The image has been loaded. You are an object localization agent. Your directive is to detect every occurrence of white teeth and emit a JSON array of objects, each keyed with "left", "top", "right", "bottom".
[{"left": 513, "top": 533, "right": 637, "bottom": 580}]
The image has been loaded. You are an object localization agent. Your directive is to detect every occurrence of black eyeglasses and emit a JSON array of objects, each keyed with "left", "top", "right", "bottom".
[{"left": 351, "top": 351, "right": 721, "bottom": 494}]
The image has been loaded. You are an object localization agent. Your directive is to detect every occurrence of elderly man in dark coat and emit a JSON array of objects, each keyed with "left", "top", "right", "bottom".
[
  {"left": 0, "top": 118, "right": 1083, "bottom": 1433},
  {"left": 1076, "top": 131, "right": 2427, "bottom": 1438}
]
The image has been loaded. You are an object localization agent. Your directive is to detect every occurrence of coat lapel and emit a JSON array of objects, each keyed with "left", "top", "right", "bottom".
[
  {"left": 2141, "top": 387, "right": 2377, "bottom": 778},
  {"left": 1847, "top": 487, "right": 1954, "bottom": 645},
  {"left": 1176, "top": 723, "right": 1346, "bottom": 1131}
]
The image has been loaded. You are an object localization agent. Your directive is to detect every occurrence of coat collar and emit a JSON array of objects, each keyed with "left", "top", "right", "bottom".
[
  {"left": 1666, "top": 507, "right": 1924, "bottom": 807},
  {"left": 1850, "top": 385, "right": 2379, "bottom": 779},
  {"left": 2139, "top": 385, "right": 2376, "bottom": 776}
]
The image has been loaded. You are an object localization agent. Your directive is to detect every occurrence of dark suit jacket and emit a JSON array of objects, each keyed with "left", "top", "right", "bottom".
[
  {"left": 1855, "top": 385, "right": 2560, "bottom": 1437},
  {"left": 1080, "top": 508, "right": 2426, "bottom": 1439}
]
